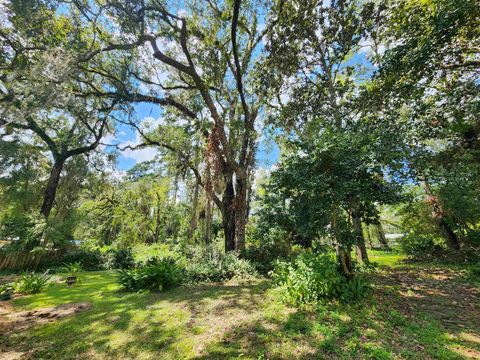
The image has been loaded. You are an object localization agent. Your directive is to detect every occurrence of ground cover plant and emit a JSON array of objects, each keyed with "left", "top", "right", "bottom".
[
  {"left": 118, "top": 257, "right": 182, "bottom": 292},
  {"left": 271, "top": 251, "right": 371, "bottom": 305}
]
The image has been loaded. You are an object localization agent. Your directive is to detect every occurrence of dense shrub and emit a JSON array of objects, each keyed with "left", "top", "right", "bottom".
[
  {"left": 61, "top": 249, "right": 103, "bottom": 270},
  {"left": 184, "top": 245, "right": 257, "bottom": 282},
  {"left": 466, "top": 263, "right": 480, "bottom": 284},
  {"left": 244, "top": 228, "right": 292, "bottom": 274},
  {"left": 400, "top": 234, "right": 444, "bottom": 257},
  {"left": 12, "top": 272, "right": 51, "bottom": 294},
  {"left": 102, "top": 248, "right": 135, "bottom": 270},
  {"left": 118, "top": 257, "right": 182, "bottom": 292},
  {"left": 271, "top": 252, "right": 370, "bottom": 305},
  {"left": 61, "top": 261, "right": 84, "bottom": 274},
  {"left": 47, "top": 247, "right": 134, "bottom": 271}
]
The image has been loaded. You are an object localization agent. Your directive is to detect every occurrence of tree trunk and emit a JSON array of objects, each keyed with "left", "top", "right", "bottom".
[
  {"left": 375, "top": 222, "right": 390, "bottom": 250},
  {"left": 172, "top": 175, "right": 178, "bottom": 205},
  {"left": 331, "top": 208, "right": 353, "bottom": 277},
  {"left": 40, "top": 159, "right": 65, "bottom": 218},
  {"left": 204, "top": 197, "right": 212, "bottom": 244},
  {"left": 335, "top": 244, "right": 353, "bottom": 279},
  {"left": 223, "top": 175, "right": 236, "bottom": 252},
  {"left": 153, "top": 192, "right": 162, "bottom": 243},
  {"left": 188, "top": 178, "right": 200, "bottom": 242},
  {"left": 234, "top": 175, "right": 247, "bottom": 253},
  {"left": 420, "top": 177, "right": 461, "bottom": 250},
  {"left": 352, "top": 211, "right": 369, "bottom": 264},
  {"left": 438, "top": 218, "right": 461, "bottom": 251},
  {"left": 366, "top": 226, "right": 373, "bottom": 249}
]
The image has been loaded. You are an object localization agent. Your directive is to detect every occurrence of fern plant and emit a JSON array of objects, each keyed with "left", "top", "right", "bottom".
[{"left": 118, "top": 257, "right": 183, "bottom": 292}]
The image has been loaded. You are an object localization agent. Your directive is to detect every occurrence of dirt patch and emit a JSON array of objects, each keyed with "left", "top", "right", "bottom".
[
  {"left": 376, "top": 265, "right": 480, "bottom": 339},
  {"left": 0, "top": 301, "right": 14, "bottom": 334},
  {"left": 1, "top": 302, "right": 92, "bottom": 334}
]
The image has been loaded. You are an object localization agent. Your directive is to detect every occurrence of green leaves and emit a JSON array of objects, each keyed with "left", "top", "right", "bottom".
[
  {"left": 118, "top": 257, "right": 182, "bottom": 292},
  {"left": 271, "top": 251, "right": 371, "bottom": 306}
]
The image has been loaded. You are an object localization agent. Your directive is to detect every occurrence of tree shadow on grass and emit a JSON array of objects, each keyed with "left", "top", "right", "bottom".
[
  {"left": 4, "top": 268, "right": 478, "bottom": 359},
  {"left": 194, "top": 301, "right": 474, "bottom": 360},
  {"left": 3, "top": 276, "right": 269, "bottom": 359},
  {"left": 373, "top": 265, "right": 480, "bottom": 358},
  {"left": 196, "top": 267, "right": 480, "bottom": 360}
]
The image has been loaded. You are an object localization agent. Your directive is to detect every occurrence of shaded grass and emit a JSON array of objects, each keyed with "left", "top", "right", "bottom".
[{"left": 1, "top": 251, "right": 479, "bottom": 359}]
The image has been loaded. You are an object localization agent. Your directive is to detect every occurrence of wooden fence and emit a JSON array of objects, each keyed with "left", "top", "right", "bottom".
[{"left": 0, "top": 250, "right": 62, "bottom": 271}]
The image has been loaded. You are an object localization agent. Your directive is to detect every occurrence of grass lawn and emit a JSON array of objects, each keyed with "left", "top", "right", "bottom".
[
  {"left": 368, "top": 249, "right": 407, "bottom": 267},
  {"left": 1, "top": 252, "right": 479, "bottom": 359}
]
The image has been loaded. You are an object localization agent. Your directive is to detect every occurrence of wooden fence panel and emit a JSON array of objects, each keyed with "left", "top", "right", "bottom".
[{"left": 0, "top": 250, "right": 62, "bottom": 271}]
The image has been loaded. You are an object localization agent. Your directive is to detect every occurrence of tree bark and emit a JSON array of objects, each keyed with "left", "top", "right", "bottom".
[
  {"left": 331, "top": 208, "right": 354, "bottom": 277},
  {"left": 188, "top": 178, "right": 200, "bottom": 242},
  {"left": 223, "top": 175, "right": 236, "bottom": 252},
  {"left": 366, "top": 226, "right": 373, "bottom": 249},
  {"left": 420, "top": 177, "right": 461, "bottom": 250},
  {"left": 40, "top": 159, "right": 65, "bottom": 218},
  {"left": 438, "top": 218, "right": 461, "bottom": 251},
  {"left": 234, "top": 174, "right": 247, "bottom": 252},
  {"left": 204, "top": 197, "right": 212, "bottom": 244},
  {"left": 352, "top": 211, "right": 369, "bottom": 264},
  {"left": 335, "top": 244, "right": 353, "bottom": 279},
  {"left": 375, "top": 222, "right": 390, "bottom": 250},
  {"left": 172, "top": 174, "right": 179, "bottom": 205},
  {"left": 153, "top": 192, "right": 162, "bottom": 243}
]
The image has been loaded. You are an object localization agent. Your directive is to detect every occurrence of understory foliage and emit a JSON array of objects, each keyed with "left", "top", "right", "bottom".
[
  {"left": 118, "top": 245, "right": 257, "bottom": 292},
  {"left": 59, "top": 248, "right": 135, "bottom": 270},
  {"left": 183, "top": 245, "right": 258, "bottom": 283},
  {"left": 101, "top": 248, "right": 135, "bottom": 270},
  {"left": 118, "top": 257, "right": 182, "bottom": 292},
  {"left": 271, "top": 252, "right": 371, "bottom": 306},
  {"left": 61, "top": 261, "right": 83, "bottom": 274},
  {"left": 7, "top": 272, "right": 52, "bottom": 295}
]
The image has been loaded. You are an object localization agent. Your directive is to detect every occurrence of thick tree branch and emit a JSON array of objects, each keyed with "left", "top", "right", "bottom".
[{"left": 231, "top": 0, "right": 250, "bottom": 121}]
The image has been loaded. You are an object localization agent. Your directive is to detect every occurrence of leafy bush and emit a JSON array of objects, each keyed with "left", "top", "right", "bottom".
[
  {"left": 0, "top": 283, "right": 13, "bottom": 300},
  {"left": 341, "top": 276, "right": 371, "bottom": 302},
  {"left": 61, "top": 261, "right": 84, "bottom": 274},
  {"left": 400, "top": 233, "right": 444, "bottom": 256},
  {"left": 183, "top": 245, "right": 257, "bottom": 282},
  {"left": 102, "top": 248, "right": 135, "bottom": 270},
  {"left": 271, "top": 252, "right": 370, "bottom": 306},
  {"left": 0, "top": 212, "right": 48, "bottom": 251},
  {"left": 61, "top": 249, "right": 103, "bottom": 270},
  {"left": 13, "top": 272, "right": 51, "bottom": 294},
  {"left": 118, "top": 257, "right": 182, "bottom": 292},
  {"left": 463, "top": 263, "right": 480, "bottom": 286},
  {"left": 244, "top": 228, "right": 292, "bottom": 275}
]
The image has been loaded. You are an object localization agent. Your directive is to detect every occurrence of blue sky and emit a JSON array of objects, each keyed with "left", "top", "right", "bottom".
[{"left": 113, "top": 103, "right": 280, "bottom": 171}]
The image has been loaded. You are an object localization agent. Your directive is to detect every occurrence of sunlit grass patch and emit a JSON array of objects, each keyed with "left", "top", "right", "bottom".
[{"left": 368, "top": 249, "right": 407, "bottom": 267}]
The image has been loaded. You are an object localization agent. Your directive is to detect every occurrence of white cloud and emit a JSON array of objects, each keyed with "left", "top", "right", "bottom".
[
  {"left": 140, "top": 116, "right": 164, "bottom": 130},
  {"left": 0, "top": 0, "right": 11, "bottom": 29},
  {"left": 117, "top": 116, "right": 164, "bottom": 164},
  {"left": 358, "top": 37, "right": 386, "bottom": 58},
  {"left": 109, "top": 169, "right": 127, "bottom": 180},
  {"left": 122, "top": 142, "right": 158, "bottom": 163}
]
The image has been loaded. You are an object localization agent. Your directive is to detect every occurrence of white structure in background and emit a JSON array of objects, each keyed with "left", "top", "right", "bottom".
[{"left": 385, "top": 233, "right": 405, "bottom": 246}]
